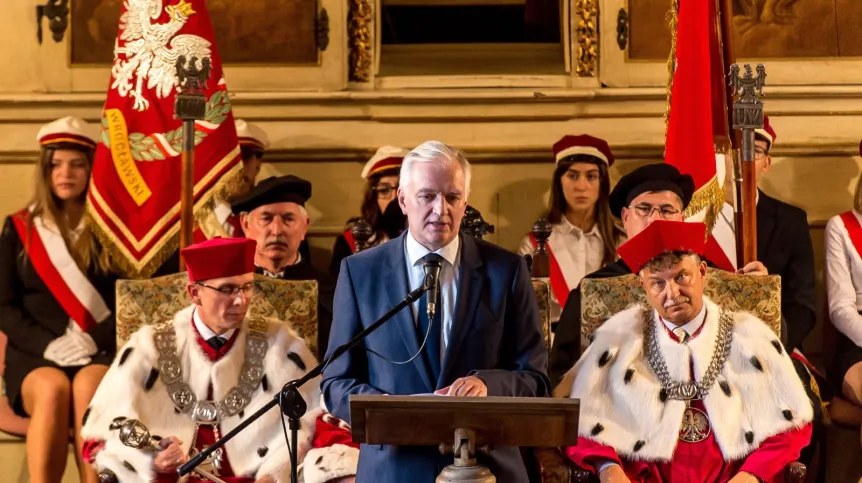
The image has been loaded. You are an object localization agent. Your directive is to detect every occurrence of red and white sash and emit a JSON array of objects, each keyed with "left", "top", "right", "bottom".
[
  {"left": 11, "top": 209, "right": 111, "bottom": 332},
  {"left": 840, "top": 211, "right": 862, "bottom": 261},
  {"left": 343, "top": 229, "right": 357, "bottom": 253},
  {"left": 528, "top": 233, "right": 570, "bottom": 308}
]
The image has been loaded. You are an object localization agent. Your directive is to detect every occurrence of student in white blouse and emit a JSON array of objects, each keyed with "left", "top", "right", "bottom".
[
  {"left": 518, "top": 134, "right": 625, "bottom": 327},
  {"left": 826, "top": 172, "right": 862, "bottom": 420}
]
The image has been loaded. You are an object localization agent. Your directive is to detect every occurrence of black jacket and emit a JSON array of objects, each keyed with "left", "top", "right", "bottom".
[
  {"left": 756, "top": 192, "right": 816, "bottom": 353},
  {"left": 549, "top": 260, "right": 631, "bottom": 386},
  {"left": 0, "top": 217, "right": 118, "bottom": 359}
]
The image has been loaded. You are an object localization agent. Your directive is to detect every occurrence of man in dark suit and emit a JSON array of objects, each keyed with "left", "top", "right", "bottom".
[{"left": 322, "top": 141, "right": 549, "bottom": 483}]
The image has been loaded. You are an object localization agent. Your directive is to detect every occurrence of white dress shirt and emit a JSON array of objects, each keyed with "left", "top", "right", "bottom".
[
  {"left": 518, "top": 218, "right": 609, "bottom": 323},
  {"left": 659, "top": 303, "right": 707, "bottom": 340},
  {"left": 193, "top": 308, "right": 236, "bottom": 343},
  {"left": 404, "top": 231, "right": 461, "bottom": 363},
  {"left": 825, "top": 211, "right": 862, "bottom": 347}
]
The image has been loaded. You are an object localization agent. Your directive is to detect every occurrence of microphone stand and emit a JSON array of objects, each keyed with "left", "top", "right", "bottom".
[{"left": 179, "top": 277, "right": 433, "bottom": 483}]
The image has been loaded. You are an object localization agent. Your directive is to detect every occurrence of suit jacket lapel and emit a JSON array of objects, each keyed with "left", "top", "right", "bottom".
[
  {"left": 440, "top": 235, "right": 484, "bottom": 388},
  {"left": 383, "top": 232, "right": 435, "bottom": 391},
  {"left": 756, "top": 190, "right": 777, "bottom": 259}
]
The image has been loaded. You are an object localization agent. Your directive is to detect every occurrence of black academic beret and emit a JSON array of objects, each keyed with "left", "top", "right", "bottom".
[
  {"left": 230, "top": 175, "right": 312, "bottom": 215},
  {"left": 609, "top": 164, "right": 695, "bottom": 218}
]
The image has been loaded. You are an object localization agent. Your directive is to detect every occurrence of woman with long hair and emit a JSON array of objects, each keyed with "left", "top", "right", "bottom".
[
  {"left": 0, "top": 117, "right": 117, "bottom": 483},
  {"left": 826, "top": 162, "right": 862, "bottom": 437},
  {"left": 330, "top": 146, "right": 409, "bottom": 277},
  {"left": 519, "top": 135, "right": 625, "bottom": 327}
]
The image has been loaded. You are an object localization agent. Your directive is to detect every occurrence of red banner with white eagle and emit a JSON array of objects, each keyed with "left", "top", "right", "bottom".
[
  {"left": 86, "top": 0, "right": 241, "bottom": 278},
  {"left": 664, "top": 0, "right": 735, "bottom": 271}
]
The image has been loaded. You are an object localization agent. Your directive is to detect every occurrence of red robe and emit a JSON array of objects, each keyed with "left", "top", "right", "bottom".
[{"left": 566, "top": 327, "right": 812, "bottom": 482}]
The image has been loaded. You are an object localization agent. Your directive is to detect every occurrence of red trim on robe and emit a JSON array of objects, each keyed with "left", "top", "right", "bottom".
[
  {"left": 313, "top": 413, "right": 358, "bottom": 450},
  {"left": 528, "top": 233, "right": 569, "bottom": 308},
  {"left": 82, "top": 440, "right": 105, "bottom": 464},
  {"left": 10, "top": 209, "right": 98, "bottom": 331},
  {"left": 567, "top": 315, "right": 812, "bottom": 482}
]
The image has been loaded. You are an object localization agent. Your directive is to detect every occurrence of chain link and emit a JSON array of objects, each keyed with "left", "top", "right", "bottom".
[
  {"left": 643, "top": 307, "right": 733, "bottom": 401},
  {"left": 153, "top": 318, "right": 269, "bottom": 424}
]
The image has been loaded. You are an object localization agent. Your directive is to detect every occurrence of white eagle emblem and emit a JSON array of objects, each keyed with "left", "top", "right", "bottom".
[{"left": 111, "top": 0, "right": 212, "bottom": 112}]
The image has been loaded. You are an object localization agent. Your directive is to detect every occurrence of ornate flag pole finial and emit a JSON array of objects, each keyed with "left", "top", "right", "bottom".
[
  {"left": 729, "top": 63, "right": 767, "bottom": 266},
  {"left": 175, "top": 55, "right": 212, "bottom": 270}
]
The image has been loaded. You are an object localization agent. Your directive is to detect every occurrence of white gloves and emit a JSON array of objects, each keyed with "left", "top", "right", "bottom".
[{"left": 43, "top": 320, "right": 98, "bottom": 367}]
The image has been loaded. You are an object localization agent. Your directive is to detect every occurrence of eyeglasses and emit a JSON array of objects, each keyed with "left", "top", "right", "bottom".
[
  {"left": 373, "top": 184, "right": 396, "bottom": 199},
  {"left": 628, "top": 204, "right": 682, "bottom": 220},
  {"left": 196, "top": 282, "right": 256, "bottom": 298}
]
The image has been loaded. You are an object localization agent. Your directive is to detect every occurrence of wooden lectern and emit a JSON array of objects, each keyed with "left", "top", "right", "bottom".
[{"left": 350, "top": 396, "right": 580, "bottom": 482}]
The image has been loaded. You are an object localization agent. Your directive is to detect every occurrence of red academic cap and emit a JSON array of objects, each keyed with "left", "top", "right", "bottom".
[
  {"left": 754, "top": 115, "right": 776, "bottom": 151},
  {"left": 553, "top": 134, "right": 614, "bottom": 167},
  {"left": 617, "top": 220, "right": 706, "bottom": 273},
  {"left": 181, "top": 237, "right": 256, "bottom": 282}
]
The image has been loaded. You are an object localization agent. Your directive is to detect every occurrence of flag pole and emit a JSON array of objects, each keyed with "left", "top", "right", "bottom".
[
  {"left": 715, "top": 0, "right": 746, "bottom": 268},
  {"left": 729, "top": 64, "right": 767, "bottom": 266},
  {"left": 174, "top": 56, "right": 211, "bottom": 270}
]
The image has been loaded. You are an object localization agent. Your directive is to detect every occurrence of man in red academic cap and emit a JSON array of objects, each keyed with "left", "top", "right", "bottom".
[
  {"left": 79, "top": 238, "right": 354, "bottom": 483},
  {"left": 562, "top": 220, "right": 812, "bottom": 483}
]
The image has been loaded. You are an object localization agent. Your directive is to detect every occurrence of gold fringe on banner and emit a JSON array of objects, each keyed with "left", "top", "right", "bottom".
[
  {"left": 663, "top": 0, "right": 680, "bottom": 137},
  {"left": 86, "top": 160, "right": 245, "bottom": 279},
  {"left": 684, "top": 174, "right": 726, "bottom": 236},
  {"left": 684, "top": 176, "right": 725, "bottom": 236},
  {"left": 194, "top": 163, "right": 246, "bottom": 240}
]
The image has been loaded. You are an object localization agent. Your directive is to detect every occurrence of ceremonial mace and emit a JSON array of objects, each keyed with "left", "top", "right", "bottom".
[
  {"left": 174, "top": 55, "right": 211, "bottom": 270},
  {"left": 729, "top": 64, "right": 766, "bottom": 266},
  {"left": 98, "top": 417, "right": 227, "bottom": 483}
]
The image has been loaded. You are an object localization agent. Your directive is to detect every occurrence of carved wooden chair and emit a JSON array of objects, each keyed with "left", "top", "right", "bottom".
[
  {"left": 552, "top": 269, "right": 804, "bottom": 483},
  {"left": 526, "top": 219, "right": 554, "bottom": 353},
  {"left": 115, "top": 272, "right": 319, "bottom": 354}
]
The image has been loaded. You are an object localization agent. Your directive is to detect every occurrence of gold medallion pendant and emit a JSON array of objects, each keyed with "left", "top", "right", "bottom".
[{"left": 679, "top": 406, "right": 711, "bottom": 443}]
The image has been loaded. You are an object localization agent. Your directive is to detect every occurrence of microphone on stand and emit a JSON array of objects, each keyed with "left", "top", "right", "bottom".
[{"left": 423, "top": 254, "right": 443, "bottom": 321}]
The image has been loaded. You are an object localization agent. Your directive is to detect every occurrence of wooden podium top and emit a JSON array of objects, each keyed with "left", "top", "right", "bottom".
[{"left": 350, "top": 396, "right": 580, "bottom": 447}]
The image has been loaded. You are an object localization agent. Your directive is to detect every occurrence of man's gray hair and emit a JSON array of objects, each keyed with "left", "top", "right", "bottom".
[{"left": 399, "top": 141, "right": 472, "bottom": 197}]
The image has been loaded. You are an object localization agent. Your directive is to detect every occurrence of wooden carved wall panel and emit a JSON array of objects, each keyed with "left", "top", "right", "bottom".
[
  {"left": 348, "top": 0, "right": 372, "bottom": 82},
  {"left": 71, "top": 0, "right": 319, "bottom": 65},
  {"left": 628, "top": 0, "right": 860, "bottom": 60},
  {"left": 575, "top": 0, "right": 598, "bottom": 77}
]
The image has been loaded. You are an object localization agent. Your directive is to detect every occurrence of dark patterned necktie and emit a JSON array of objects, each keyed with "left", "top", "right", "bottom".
[
  {"left": 207, "top": 336, "right": 226, "bottom": 351},
  {"left": 417, "top": 253, "right": 444, "bottom": 381}
]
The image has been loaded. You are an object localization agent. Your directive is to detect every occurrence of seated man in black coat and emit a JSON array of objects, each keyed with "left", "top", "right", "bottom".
[{"left": 231, "top": 175, "right": 335, "bottom": 360}]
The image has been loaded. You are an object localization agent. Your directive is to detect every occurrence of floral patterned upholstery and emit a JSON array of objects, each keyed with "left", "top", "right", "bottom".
[
  {"left": 532, "top": 278, "right": 552, "bottom": 351},
  {"left": 580, "top": 269, "right": 782, "bottom": 348},
  {"left": 115, "top": 273, "right": 320, "bottom": 355}
]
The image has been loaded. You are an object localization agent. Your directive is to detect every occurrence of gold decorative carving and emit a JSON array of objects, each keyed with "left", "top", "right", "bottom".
[
  {"left": 574, "top": 0, "right": 598, "bottom": 77},
  {"left": 348, "top": 0, "right": 373, "bottom": 82}
]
